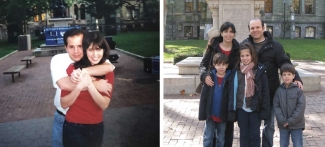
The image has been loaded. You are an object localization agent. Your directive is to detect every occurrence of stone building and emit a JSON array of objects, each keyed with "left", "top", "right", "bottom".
[{"left": 165, "top": 0, "right": 325, "bottom": 40}]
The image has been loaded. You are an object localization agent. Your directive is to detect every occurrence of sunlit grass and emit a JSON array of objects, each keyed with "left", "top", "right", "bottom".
[
  {"left": 164, "top": 40, "right": 207, "bottom": 61},
  {"left": 164, "top": 39, "right": 325, "bottom": 62}
]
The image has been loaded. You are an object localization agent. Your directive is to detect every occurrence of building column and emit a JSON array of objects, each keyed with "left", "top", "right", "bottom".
[
  {"left": 301, "top": 0, "right": 305, "bottom": 14},
  {"left": 290, "top": 7, "right": 295, "bottom": 39},
  {"left": 206, "top": 2, "right": 219, "bottom": 39}
]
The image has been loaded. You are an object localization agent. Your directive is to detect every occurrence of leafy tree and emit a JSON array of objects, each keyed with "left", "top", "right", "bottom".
[{"left": 3, "top": 0, "right": 50, "bottom": 34}]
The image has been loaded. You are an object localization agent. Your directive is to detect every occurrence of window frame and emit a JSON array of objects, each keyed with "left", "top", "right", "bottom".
[
  {"left": 267, "top": 26, "right": 273, "bottom": 36},
  {"left": 184, "top": 26, "right": 193, "bottom": 37},
  {"left": 197, "top": 0, "right": 204, "bottom": 13},
  {"left": 264, "top": 0, "right": 273, "bottom": 13},
  {"left": 304, "top": 0, "right": 314, "bottom": 14},
  {"left": 293, "top": 0, "right": 300, "bottom": 14},
  {"left": 185, "top": 0, "right": 194, "bottom": 13},
  {"left": 305, "top": 26, "right": 315, "bottom": 39},
  {"left": 295, "top": 26, "right": 301, "bottom": 38},
  {"left": 80, "top": 4, "right": 86, "bottom": 20},
  {"left": 74, "top": 4, "right": 79, "bottom": 20}
]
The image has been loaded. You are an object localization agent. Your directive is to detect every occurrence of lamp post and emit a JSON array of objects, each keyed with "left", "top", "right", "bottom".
[
  {"left": 283, "top": 1, "right": 286, "bottom": 39},
  {"left": 170, "top": 0, "right": 174, "bottom": 40}
]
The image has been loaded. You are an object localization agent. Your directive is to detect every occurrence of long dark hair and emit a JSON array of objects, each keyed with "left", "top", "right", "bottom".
[
  {"left": 74, "top": 32, "right": 110, "bottom": 79},
  {"left": 206, "top": 22, "right": 236, "bottom": 51}
]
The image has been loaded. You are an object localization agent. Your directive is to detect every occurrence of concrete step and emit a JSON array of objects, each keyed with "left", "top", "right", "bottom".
[
  {"left": 294, "top": 68, "right": 321, "bottom": 91},
  {"left": 164, "top": 75, "right": 200, "bottom": 95},
  {"left": 32, "top": 44, "right": 66, "bottom": 57}
]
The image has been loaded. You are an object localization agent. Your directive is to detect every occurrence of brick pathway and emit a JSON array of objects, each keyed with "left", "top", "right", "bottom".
[
  {"left": 163, "top": 61, "right": 325, "bottom": 147},
  {"left": 0, "top": 49, "right": 159, "bottom": 147}
]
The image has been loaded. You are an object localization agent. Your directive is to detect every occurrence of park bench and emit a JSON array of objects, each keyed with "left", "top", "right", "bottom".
[
  {"left": 3, "top": 65, "right": 26, "bottom": 82},
  {"left": 21, "top": 56, "right": 35, "bottom": 68}
]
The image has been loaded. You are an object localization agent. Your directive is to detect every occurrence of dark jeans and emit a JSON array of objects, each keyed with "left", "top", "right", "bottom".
[
  {"left": 63, "top": 120, "right": 104, "bottom": 147},
  {"left": 212, "top": 121, "right": 234, "bottom": 147},
  {"left": 237, "top": 108, "right": 261, "bottom": 147},
  {"left": 225, "top": 121, "right": 234, "bottom": 147}
]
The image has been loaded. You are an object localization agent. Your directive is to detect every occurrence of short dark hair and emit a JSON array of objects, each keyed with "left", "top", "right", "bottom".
[
  {"left": 213, "top": 53, "right": 228, "bottom": 65},
  {"left": 63, "top": 28, "right": 86, "bottom": 46},
  {"left": 248, "top": 18, "right": 265, "bottom": 29},
  {"left": 238, "top": 42, "right": 258, "bottom": 69},
  {"left": 280, "top": 63, "right": 296, "bottom": 75}
]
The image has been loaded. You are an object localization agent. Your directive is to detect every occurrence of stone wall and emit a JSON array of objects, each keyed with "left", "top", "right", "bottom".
[
  {"left": 165, "top": 0, "right": 325, "bottom": 40},
  {"left": 264, "top": 0, "right": 325, "bottom": 39}
]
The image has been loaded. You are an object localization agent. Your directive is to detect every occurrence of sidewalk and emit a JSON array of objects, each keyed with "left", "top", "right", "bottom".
[
  {"left": 0, "top": 49, "right": 159, "bottom": 147},
  {"left": 163, "top": 61, "right": 325, "bottom": 147}
]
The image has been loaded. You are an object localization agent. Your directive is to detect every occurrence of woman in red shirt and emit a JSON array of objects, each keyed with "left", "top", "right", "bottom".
[{"left": 61, "top": 32, "right": 114, "bottom": 147}]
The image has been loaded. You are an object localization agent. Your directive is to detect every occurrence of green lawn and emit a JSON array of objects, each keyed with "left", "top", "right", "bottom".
[
  {"left": 0, "top": 38, "right": 44, "bottom": 58},
  {"left": 114, "top": 31, "right": 159, "bottom": 57},
  {"left": 164, "top": 39, "right": 325, "bottom": 62},
  {"left": 0, "top": 31, "right": 159, "bottom": 59},
  {"left": 164, "top": 40, "right": 207, "bottom": 62}
]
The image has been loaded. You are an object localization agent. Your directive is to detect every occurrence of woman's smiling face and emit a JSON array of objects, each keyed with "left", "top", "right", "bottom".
[{"left": 87, "top": 43, "right": 104, "bottom": 65}]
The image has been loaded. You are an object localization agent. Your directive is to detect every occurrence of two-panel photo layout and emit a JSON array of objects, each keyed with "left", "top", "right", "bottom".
[{"left": 0, "top": 0, "right": 324, "bottom": 147}]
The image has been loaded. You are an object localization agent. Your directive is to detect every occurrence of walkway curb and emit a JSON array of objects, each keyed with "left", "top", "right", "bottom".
[
  {"left": 115, "top": 48, "right": 144, "bottom": 59},
  {"left": 0, "top": 50, "right": 17, "bottom": 61}
]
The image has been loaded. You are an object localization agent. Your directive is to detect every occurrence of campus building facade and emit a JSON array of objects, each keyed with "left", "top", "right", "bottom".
[
  {"left": 165, "top": 0, "right": 325, "bottom": 40},
  {"left": 28, "top": 0, "right": 158, "bottom": 37}
]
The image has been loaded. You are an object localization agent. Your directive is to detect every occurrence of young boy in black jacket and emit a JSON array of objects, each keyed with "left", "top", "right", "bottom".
[{"left": 198, "top": 53, "right": 232, "bottom": 147}]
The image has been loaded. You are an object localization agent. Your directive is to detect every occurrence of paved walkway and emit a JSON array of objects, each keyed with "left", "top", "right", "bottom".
[
  {"left": 0, "top": 49, "right": 159, "bottom": 147},
  {"left": 164, "top": 61, "right": 325, "bottom": 147}
]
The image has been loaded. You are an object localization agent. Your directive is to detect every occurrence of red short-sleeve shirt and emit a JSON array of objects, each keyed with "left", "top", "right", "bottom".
[{"left": 61, "top": 64, "right": 114, "bottom": 124}]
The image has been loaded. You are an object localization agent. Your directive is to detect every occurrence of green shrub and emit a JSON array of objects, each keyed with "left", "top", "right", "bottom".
[{"left": 173, "top": 51, "right": 203, "bottom": 64}]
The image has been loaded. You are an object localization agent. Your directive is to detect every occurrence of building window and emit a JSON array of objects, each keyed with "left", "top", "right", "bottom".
[
  {"left": 264, "top": 0, "right": 272, "bottom": 13},
  {"left": 295, "top": 26, "right": 301, "bottom": 38},
  {"left": 197, "top": 0, "right": 204, "bottom": 13},
  {"left": 293, "top": 0, "right": 300, "bottom": 14},
  {"left": 185, "top": 0, "right": 193, "bottom": 13},
  {"left": 41, "top": 14, "right": 45, "bottom": 21},
  {"left": 267, "top": 26, "right": 273, "bottom": 36},
  {"left": 184, "top": 26, "right": 193, "bottom": 37},
  {"left": 74, "top": 4, "right": 79, "bottom": 20},
  {"left": 305, "top": 27, "right": 315, "bottom": 38},
  {"left": 80, "top": 4, "right": 86, "bottom": 20},
  {"left": 34, "top": 15, "right": 39, "bottom": 22},
  {"left": 305, "top": 0, "right": 314, "bottom": 14}
]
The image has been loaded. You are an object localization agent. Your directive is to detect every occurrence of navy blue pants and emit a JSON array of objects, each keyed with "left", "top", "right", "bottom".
[
  {"left": 63, "top": 120, "right": 104, "bottom": 147},
  {"left": 237, "top": 108, "right": 261, "bottom": 147},
  {"left": 224, "top": 121, "right": 234, "bottom": 147}
]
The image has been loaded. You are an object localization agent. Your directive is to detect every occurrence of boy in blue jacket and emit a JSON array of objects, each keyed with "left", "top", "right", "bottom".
[
  {"left": 198, "top": 53, "right": 232, "bottom": 147},
  {"left": 274, "top": 63, "right": 305, "bottom": 147}
]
